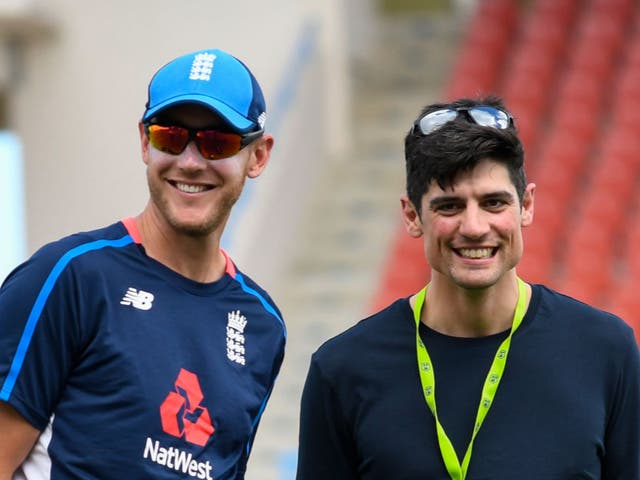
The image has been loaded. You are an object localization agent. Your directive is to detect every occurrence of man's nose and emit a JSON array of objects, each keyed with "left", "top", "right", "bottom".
[
  {"left": 459, "top": 205, "right": 490, "bottom": 238},
  {"left": 177, "top": 141, "right": 207, "bottom": 169}
]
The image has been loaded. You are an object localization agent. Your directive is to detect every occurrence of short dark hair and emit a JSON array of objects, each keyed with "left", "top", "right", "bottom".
[{"left": 404, "top": 95, "right": 525, "bottom": 215}]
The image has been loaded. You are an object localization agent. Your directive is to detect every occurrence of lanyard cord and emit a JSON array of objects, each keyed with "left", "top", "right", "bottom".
[{"left": 413, "top": 278, "right": 527, "bottom": 480}]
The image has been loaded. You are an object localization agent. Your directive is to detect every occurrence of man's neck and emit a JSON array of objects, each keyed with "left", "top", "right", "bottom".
[
  {"left": 415, "top": 274, "right": 529, "bottom": 337},
  {"left": 133, "top": 210, "right": 226, "bottom": 283}
]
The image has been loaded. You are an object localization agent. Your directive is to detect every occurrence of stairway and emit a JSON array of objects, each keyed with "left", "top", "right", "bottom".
[{"left": 247, "top": 5, "right": 465, "bottom": 480}]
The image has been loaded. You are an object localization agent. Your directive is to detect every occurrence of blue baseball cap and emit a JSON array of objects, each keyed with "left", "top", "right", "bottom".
[{"left": 142, "top": 49, "right": 266, "bottom": 133}]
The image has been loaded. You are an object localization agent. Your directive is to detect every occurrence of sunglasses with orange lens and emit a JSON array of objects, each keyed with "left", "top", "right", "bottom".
[{"left": 144, "top": 124, "right": 263, "bottom": 160}]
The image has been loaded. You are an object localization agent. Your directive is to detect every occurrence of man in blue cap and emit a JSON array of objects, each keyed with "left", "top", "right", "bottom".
[{"left": 0, "top": 49, "right": 286, "bottom": 479}]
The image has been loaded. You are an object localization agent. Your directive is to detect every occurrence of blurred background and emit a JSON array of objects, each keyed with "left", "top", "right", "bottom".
[{"left": 1, "top": 0, "right": 639, "bottom": 478}]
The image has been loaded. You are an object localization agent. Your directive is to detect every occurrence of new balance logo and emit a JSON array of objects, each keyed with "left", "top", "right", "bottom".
[
  {"left": 226, "top": 310, "right": 247, "bottom": 366},
  {"left": 120, "top": 287, "right": 154, "bottom": 310},
  {"left": 189, "top": 53, "right": 215, "bottom": 81}
]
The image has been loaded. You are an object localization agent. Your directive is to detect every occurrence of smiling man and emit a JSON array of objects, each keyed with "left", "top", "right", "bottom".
[
  {"left": 296, "top": 96, "right": 640, "bottom": 479},
  {"left": 0, "top": 49, "right": 286, "bottom": 479}
]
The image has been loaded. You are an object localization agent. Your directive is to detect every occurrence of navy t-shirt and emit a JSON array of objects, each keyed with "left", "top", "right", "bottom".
[
  {"left": 0, "top": 219, "right": 286, "bottom": 479},
  {"left": 297, "top": 284, "right": 640, "bottom": 479}
]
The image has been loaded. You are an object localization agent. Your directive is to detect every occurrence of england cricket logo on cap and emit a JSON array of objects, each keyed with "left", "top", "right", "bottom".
[
  {"left": 257, "top": 112, "right": 266, "bottom": 129},
  {"left": 189, "top": 53, "right": 216, "bottom": 81}
]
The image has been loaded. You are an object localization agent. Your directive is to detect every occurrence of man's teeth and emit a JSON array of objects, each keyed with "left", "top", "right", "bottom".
[
  {"left": 459, "top": 248, "right": 493, "bottom": 259},
  {"left": 176, "top": 183, "right": 207, "bottom": 193}
]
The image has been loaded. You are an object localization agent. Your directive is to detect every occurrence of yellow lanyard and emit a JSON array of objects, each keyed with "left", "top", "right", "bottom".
[{"left": 413, "top": 278, "right": 527, "bottom": 480}]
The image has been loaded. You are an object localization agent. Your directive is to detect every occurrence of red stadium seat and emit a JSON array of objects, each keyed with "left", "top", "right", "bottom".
[
  {"left": 535, "top": 132, "right": 591, "bottom": 177},
  {"left": 517, "top": 252, "right": 554, "bottom": 285},
  {"left": 612, "top": 69, "right": 640, "bottom": 111},
  {"left": 576, "top": 190, "right": 627, "bottom": 234},
  {"left": 474, "top": 0, "right": 519, "bottom": 27},
  {"left": 530, "top": 0, "right": 580, "bottom": 28},
  {"left": 569, "top": 41, "right": 617, "bottom": 82},
  {"left": 576, "top": 12, "right": 626, "bottom": 53},
  {"left": 598, "top": 129, "right": 640, "bottom": 170},
  {"left": 551, "top": 100, "right": 599, "bottom": 144},
  {"left": 554, "top": 70, "right": 604, "bottom": 111},
  {"left": 588, "top": 0, "right": 635, "bottom": 23},
  {"left": 518, "top": 14, "right": 568, "bottom": 57},
  {"left": 559, "top": 250, "right": 614, "bottom": 305},
  {"left": 529, "top": 194, "right": 568, "bottom": 236}
]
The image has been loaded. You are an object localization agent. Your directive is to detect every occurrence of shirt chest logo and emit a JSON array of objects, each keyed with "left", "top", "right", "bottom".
[
  {"left": 226, "top": 310, "right": 247, "bottom": 366},
  {"left": 160, "top": 368, "right": 215, "bottom": 446},
  {"left": 120, "top": 287, "right": 155, "bottom": 310}
]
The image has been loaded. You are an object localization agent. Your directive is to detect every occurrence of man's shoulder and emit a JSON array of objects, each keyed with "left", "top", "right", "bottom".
[
  {"left": 228, "top": 264, "right": 282, "bottom": 317},
  {"left": 312, "top": 297, "right": 412, "bottom": 364},
  {"left": 536, "top": 284, "right": 618, "bottom": 319},
  {"left": 230, "top": 265, "right": 272, "bottom": 297},
  {"left": 34, "top": 220, "right": 130, "bottom": 257},
  {"left": 4, "top": 221, "right": 131, "bottom": 281},
  {"left": 533, "top": 283, "right": 634, "bottom": 342}
]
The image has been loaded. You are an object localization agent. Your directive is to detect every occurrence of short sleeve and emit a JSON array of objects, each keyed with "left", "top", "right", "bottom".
[
  {"left": 602, "top": 327, "right": 640, "bottom": 479},
  {"left": 296, "top": 355, "right": 359, "bottom": 480},
  {"left": 0, "top": 252, "right": 83, "bottom": 430}
]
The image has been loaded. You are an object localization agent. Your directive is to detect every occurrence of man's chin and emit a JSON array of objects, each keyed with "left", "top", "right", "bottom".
[
  {"left": 451, "top": 272, "right": 501, "bottom": 291},
  {"left": 169, "top": 217, "right": 220, "bottom": 237}
]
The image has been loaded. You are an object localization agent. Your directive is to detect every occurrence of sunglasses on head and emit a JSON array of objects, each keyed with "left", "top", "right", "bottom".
[
  {"left": 413, "top": 106, "right": 514, "bottom": 136},
  {"left": 144, "top": 124, "right": 264, "bottom": 160}
]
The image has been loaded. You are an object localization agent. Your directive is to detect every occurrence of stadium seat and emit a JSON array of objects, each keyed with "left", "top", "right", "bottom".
[
  {"left": 530, "top": 0, "right": 579, "bottom": 28},
  {"left": 576, "top": 11, "right": 626, "bottom": 54},
  {"left": 570, "top": 41, "right": 616, "bottom": 83},
  {"left": 474, "top": 0, "right": 518, "bottom": 26},
  {"left": 554, "top": 71, "right": 604, "bottom": 111},
  {"left": 576, "top": 191, "right": 627, "bottom": 234},
  {"left": 559, "top": 249, "right": 614, "bottom": 304},
  {"left": 529, "top": 194, "right": 568, "bottom": 237},
  {"left": 534, "top": 131, "right": 590, "bottom": 178},
  {"left": 518, "top": 14, "right": 567, "bottom": 58},
  {"left": 598, "top": 129, "right": 640, "bottom": 170},
  {"left": 551, "top": 99, "right": 599, "bottom": 143},
  {"left": 588, "top": 0, "right": 635, "bottom": 24}
]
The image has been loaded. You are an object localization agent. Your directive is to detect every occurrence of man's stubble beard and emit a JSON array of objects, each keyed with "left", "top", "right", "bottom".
[{"left": 148, "top": 177, "right": 245, "bottom": 238}]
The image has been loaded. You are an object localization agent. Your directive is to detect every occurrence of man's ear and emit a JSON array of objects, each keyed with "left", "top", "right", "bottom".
[
  {"left": 139, "top": 121, "right": 150, "bottom": 165},
  {"left": 521, "top": 183, "right": 536, "bottom": 227},
  {"left": 247, "top": 134, "right": 274, "bottom": 179},
  {"left": 401, "top": 195, "right": 424, "bottom": 238}
]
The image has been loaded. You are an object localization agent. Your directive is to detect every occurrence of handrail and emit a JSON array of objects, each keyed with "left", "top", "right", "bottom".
[
  {"left": 0, "top": 132, "right": 27, "bottom": 283},
  {"left": 222, "top": 17, "right": 321, "bottom": 251}
]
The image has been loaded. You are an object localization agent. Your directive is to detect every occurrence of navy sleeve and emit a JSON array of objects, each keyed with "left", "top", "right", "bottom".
[
  {"left": 602, "top": 327, "right": 640, "bottom": 479},
  {"left": 296, "top": 356, "right": 359, "bottom": 480},
  {"left": 0, "top": 247, "right": 84, "bottom": 430}
]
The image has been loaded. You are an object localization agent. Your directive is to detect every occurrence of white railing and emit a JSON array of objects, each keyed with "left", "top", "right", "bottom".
[{"left": 0, "top": 132, "right": 26, "bottom": 283}]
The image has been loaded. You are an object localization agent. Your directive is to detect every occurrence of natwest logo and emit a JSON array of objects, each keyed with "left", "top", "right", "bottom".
[{"left": 160, "top": 368, "right": 214, "bottom": 446}]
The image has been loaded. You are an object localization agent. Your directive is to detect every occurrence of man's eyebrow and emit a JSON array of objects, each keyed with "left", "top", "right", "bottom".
[
  {"left": 428, "top": 195, "right": 462, "bottom": 209},
  {"left": 428, "top": 190, "right": 516, "bottom": 209},
  {"left": 482, "top": 190, "right": 516, "bottom": 201}
]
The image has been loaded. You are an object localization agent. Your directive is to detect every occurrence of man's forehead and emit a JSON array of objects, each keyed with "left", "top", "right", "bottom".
[{"left": 425, "top": 162, "right": 516, "bottom": 197}]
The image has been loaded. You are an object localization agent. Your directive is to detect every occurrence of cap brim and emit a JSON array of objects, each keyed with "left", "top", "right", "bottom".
[{"left": 143, "top": 94, "right": 254, "bottom": 132}]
